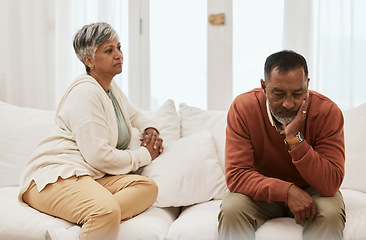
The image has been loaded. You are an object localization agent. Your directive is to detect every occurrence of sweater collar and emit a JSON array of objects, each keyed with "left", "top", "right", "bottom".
[{"left": 266, "top": 99, "right": 285, "bottom": 135}]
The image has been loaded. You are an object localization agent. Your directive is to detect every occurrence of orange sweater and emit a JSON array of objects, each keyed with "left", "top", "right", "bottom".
[{"left": 225, "top": 88, "right": 345, "bottom": 203}]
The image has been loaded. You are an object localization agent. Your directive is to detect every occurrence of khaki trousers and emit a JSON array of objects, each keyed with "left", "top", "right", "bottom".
[
  {"left": 23, "top": 174, "right": 158, "bottom": 240},
  {"left": 218, "top": 187, "right": 346, "bottom": 240}
]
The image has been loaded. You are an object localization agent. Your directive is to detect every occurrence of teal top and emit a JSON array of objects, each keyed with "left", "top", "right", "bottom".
[{"left": 107, "top": 91, "right": 131, "bottom": 150}]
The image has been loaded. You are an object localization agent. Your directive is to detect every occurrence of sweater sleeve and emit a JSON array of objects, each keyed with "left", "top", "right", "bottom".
[
  {"left": 225, "top": 100, "right": 292, "bottom": 203},
  {"left": 290, "top": 104, "right": 345, "bottom": 197}
]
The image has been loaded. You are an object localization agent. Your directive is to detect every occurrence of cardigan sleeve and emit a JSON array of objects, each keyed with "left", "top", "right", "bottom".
[{"left": 59, "top": 82, "right": 152, "bottom": 175}]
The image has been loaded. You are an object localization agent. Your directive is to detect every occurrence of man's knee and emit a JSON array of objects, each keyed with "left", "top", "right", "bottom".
[
  {"left": 315, "top": 192, "right": 345, "bottom": 227},
  {"left": 218, "top": 193, "right": 256, "bottom": 240},
  {"left": 219, "top": 192, "right": 256, "bottom": 227},
  {"left": 303, "top": 192, "right": 346, "bottom": 240},
  {"left": 316, "top": 200, "right": 346, "bottom": 228}
]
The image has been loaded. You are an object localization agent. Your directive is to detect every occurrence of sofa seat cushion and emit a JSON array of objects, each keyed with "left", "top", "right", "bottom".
[
  {"left": 117, "top": 205, "right": 180, "bottom": 240},
  {"left": 0, "top": 187, "right": 180, "bottom": 240},
  {"left": 0, "top": 187, "right": 73, "bottom": 240},
  {"left": 166, "top": 189, "right": 366, "bottom": 240},
  {"left": 166, "top": 200, "right": 221, "bottom": 240}
]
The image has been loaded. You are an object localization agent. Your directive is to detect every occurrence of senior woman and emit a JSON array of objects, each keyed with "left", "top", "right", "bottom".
[{"left": 18, "top": 22, "right": 163, "bottom": 240}]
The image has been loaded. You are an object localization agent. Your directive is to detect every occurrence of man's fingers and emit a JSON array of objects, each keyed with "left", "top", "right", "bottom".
[
  {"left": 294, "top": 213, "right": 301, "bottom": 225},
  {"left": 309, "top": 204, "right": 317, "bottom": 221}
]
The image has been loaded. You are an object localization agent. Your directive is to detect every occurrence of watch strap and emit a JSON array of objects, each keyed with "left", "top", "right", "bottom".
[{"left": 284, "top": 132, "right": 304, "bottom": 146}]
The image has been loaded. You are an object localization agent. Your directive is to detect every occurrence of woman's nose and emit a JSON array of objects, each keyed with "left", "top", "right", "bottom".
[{"left": 115, "top": 50, "right": 123, "bottom": 59}]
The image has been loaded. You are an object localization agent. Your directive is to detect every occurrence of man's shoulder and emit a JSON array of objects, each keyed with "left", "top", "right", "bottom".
[
  {"left": 309, "top": 90, "right": 340, "bottom": 108},
  {"left": 309, "top": 90, "right": 343, "bottom": 117},
  {"left": 228, "top": 88, "right": 266, "bottom": 122},
  {"left": 232, "top": 88, "right": 265, "bottom": 107}
]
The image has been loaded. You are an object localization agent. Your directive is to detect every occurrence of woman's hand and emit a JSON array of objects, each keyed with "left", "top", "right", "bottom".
[{"left": 141, "top": 128, "right": 164, "bottom": 160}]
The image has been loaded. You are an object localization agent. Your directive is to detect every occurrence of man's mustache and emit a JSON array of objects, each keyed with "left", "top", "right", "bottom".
[{"left": 275, "top": 107, "right": 298, "bottom": 117}]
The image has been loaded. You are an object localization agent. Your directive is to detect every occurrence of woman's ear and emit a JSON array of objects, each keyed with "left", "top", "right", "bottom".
[{"left": 83, "top": 55, "right": 94, "bottom": 69}]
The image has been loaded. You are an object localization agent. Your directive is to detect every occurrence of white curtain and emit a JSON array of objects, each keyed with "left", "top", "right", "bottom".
[
  {"left": 283, "top": 0, "right": 366, "bottom": 111},
  {"left": 0, "top": 0, "right": 128, "bottom": 110},
  {"left": 1, "top": 1, "right": 365, "bottom": 111},
  {"left": 0, "top": 0, "right": 56, "bottom": 110},
  {"left": 315, "top": 0, "right": 366, "bottom": 110}
]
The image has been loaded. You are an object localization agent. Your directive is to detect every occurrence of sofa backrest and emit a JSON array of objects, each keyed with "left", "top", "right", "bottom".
[
  {"left": 342, "top": 102, "right": 366, "bottom": 193},
  {"left": 0, "top": 101, "right": 55, "bottom": 187}
]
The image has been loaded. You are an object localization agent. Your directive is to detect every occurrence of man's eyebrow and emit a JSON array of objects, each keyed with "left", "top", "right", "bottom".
[
  {"left": 294, "top": 87, "right": 306, "bottom": 92},
  {"left": 272, "top": 87, "right": 305, "bottom": 92},
  {"left": 272, "top": 87, "right": 284, "bottom": 92}
]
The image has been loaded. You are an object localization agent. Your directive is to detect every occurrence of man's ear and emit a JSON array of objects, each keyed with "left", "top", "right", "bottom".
[
  {"left": 83, "top": 55, "right": 94, "bottom": 68},
  {"left": 260, "top": 79, "right": 266, "bottom": 94}
]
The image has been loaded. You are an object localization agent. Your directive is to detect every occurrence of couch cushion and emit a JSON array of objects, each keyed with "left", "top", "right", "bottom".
[
  {"left": 118, "top": 206, "right": 180, "bottom": 240},
  {"left": 342, "top": 189, "right": 366, "bottom": 240},
  {"left": 341, "top": 103, "right": 366, "bottom": 193},
  {"left": 0, "top": 187, "right": 73, "bottom": 240},
  {"left": 0, "top": 101, "right": 55, "bottom": 188},
  {"left": 141, "top": 129, "right": 228, "bottom": 207},
  {"left": 166, "top": 200, "right": 221, "bottom": 240}
]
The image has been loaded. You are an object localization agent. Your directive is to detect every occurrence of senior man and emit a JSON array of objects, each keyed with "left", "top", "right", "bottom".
[{"left": 218, "top": 50, "right": 345, "bottom": 240}]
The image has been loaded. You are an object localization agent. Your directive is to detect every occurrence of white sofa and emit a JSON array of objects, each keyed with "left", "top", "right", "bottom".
[{"left": 1, "top": 99, "right": 366, "bottom": 240}]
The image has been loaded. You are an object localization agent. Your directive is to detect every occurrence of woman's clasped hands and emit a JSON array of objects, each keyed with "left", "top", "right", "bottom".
[{"left": 141, "top": 128, "right": 164, "bottom": 160}]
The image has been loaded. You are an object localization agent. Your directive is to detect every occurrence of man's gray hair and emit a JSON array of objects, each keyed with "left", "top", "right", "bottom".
[{"left": 73, "top": 22, "right": 118, "bottom": 73}]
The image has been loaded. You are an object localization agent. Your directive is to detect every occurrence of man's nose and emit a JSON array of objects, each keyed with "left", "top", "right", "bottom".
[{"left": 282, "top": 96, "right": 295, "bottom": 110}]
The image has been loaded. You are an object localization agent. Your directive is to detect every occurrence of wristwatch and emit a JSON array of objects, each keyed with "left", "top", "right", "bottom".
[{"left": 284, "top": 131, "right": 304, "bottom": 146}]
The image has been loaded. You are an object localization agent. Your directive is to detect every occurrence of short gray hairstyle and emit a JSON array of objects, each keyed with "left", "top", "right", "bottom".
[{"left": 73, "top": 22, "right": 118, "bottom": 73}]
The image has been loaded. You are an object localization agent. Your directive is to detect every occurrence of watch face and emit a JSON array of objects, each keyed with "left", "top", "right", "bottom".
[{"left": 296, "top": 132, "right": 304, "bottom": 142}]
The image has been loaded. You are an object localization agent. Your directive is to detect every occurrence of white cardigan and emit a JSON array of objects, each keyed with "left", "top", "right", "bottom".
[{"left": 18, "top": 74, "right": 158, "bottom": 203}]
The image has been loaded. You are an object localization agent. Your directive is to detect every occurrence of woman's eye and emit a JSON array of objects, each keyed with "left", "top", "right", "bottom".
[{"left": 106, "top": 49, "right": 112, "bottom": 53}]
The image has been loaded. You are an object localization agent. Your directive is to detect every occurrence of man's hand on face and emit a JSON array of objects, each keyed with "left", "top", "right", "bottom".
[
  {"left": 283, "top": 91, "right": 309, "bottom": 138},
  {"left": 287, "top": 184, "right": 317, "bottom": 224}
]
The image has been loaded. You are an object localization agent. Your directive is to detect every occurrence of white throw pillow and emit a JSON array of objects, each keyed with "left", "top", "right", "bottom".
[
  {"left": 129, "top": 99, "right": 180, "bottom": 150},
  {"left": 179, "top": 103, "right": 227, "bottom": 174},
  {"left": 341, "top": 103, "right": 366, "bottom": 193},
  {"left": 141, "top": 129, "right": 228, "bottom": 207},
  {"left": 0, "top": 101, "right": 55, "bottom": 187}
]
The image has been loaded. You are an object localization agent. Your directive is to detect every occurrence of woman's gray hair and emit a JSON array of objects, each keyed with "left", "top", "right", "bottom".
[{"left": 73, "top": 22, "right": 118, "bottom": 73}]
